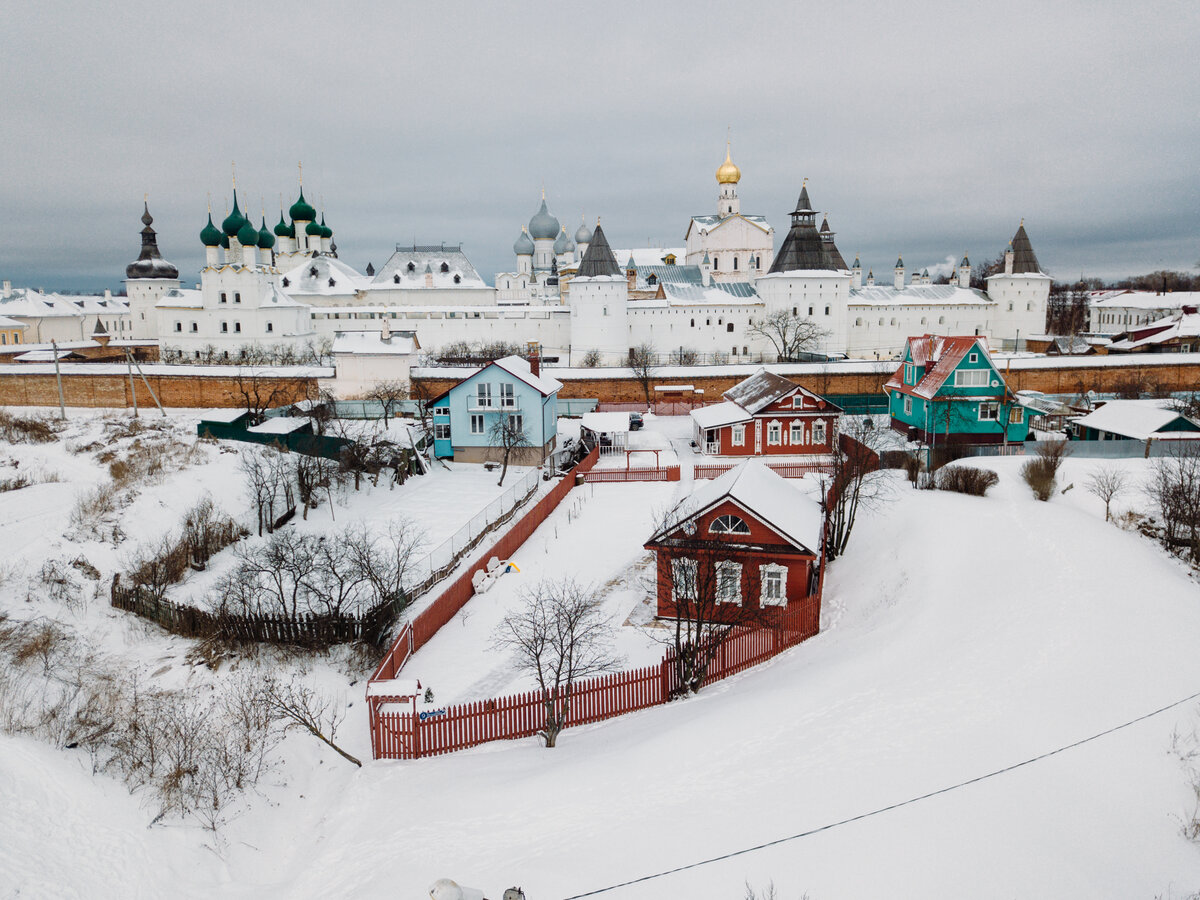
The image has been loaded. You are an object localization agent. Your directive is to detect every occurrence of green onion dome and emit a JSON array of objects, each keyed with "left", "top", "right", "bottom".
[
  {"left": 200, "top": 214, "right": 222, "bottom": 247},
  {"left": 274, "top": 213, "right": 292, "bottom": 237},
  {"left": 305, "top": 220, "right": 324, "bottom": 237},
  {"left": 319, "top": 215, "right": 332, "bottom": 239},
  {"left": 289, "top": 190, "right": 317, "bottom": 222},
  {"left": 220, "top": 233, "right": 230, "bottom": 249},
  {"left": 257, "top": 217, "right": 275, "bottom": 250},
  {"left": 237, "top": 220, "right": 260, "bottom": 247},
  {"left": 222, "top": 193, "right": 249, "bottom": 236}
]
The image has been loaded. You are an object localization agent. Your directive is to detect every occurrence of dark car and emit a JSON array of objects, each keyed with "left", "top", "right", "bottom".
[{"left": 629, "top": 412, "right": 644, "bottom": 431}]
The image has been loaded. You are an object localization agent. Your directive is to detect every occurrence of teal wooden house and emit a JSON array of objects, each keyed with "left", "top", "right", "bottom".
[
  {"left": 430, "top": 355, "right": 561, "bottom": 463},
  {"left": 884, "top": 335, "right": 1031, "bottom": 445}
]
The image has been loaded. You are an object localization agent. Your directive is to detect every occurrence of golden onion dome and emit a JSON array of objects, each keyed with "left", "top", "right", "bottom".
[{"left": 716, "top": 144, "right": 741, "bottom": 184}]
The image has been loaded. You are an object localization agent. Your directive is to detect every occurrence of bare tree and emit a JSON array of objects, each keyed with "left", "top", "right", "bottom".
[
  {"left": 489, "top": 412, "right": 532, "bottom": 485},
  {"left": 232, "top": 369, "right": 302, "bottom": 425},
  {"left": 259, "top": 674, "right": 360, "bottom": 766},
  {"left": 491, "top": 578, "right": 621, "bottom": 747},
  {"left": 628, "top": 342, "right": 657, "bottom": 407},
  {"left": 580, "top": 348, "right": 602, "bottom": 368},
  {"left": 239, "top": 447, "right": 293, "bottom": 535},
  {"left": 746, "top": 310, "right": 828, "bottom": 362},
  {"left": 292, "top": 453, "right": 337, "bottom": 520},
  {"left": 365, "top": 379, "right": 409, "bottom": 422},
  {"left": 819, "top": 419, "right": 890, "bottom": 560},
  {"left": 1148, "top": 445, "right": 1200, "bottom": 561},
  {"left": 1086, "top": 465, "right": 1129, "bottom": 521}
]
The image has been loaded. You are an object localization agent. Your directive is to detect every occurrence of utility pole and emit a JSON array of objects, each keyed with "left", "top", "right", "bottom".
[
  {"left": 50, "top": 340, "right": 66, "bottom": 420},
  {"left": 126, "top": 347, "right": 138, "bottom": 417}
]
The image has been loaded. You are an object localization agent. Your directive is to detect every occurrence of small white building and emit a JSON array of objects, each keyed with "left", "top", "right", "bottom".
[{"left": 330, "top": 323, "right": 420, "bottom": 398}]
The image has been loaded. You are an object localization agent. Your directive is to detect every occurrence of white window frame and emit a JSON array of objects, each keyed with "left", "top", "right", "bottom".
[
  {"left": 790, "top": 421, "right": 804, "bottom": 444},
  {"left": 499, "top": 382, "right": 516, "bottom": 408},
  {"left": 716, "top": 561, "right": 742, "bottom": 605},
  {"left": 955, "top": 369, "right": 989, "bottom": 388},
  {"left": 813, "top": 420, "right": 827, "bottom": 444},
  {"left": 903, "top": 395, "right": 913, "bottom": 416},
  {"left": 767, "top": 420, "right": 782, "bottom": 445},
  {"left": 978, "top": 401, "right": 1000, "bottom": 422},
  {"left": 507, "top": 413, "right": 523, "bottom": 433},
  {"left": 760, "top": 564, "right": 787, "bottom": 606},
  {"left": 731, "top": 424, "right": 745, "bottom": 446},
  {"left": 791, "top": 395, "right": 803, "bottom": 409},
  {"left": 470, "top": 414, "right": 485, "bottom": 434},
  {"left": 709, "top": 514, "right": 750, "bottom": 535},
  {"left": 475, "top": 382, "right": 493, "bottom": 408},
  {"left": 672, "top": 557, "right": 697, "bottom": 603},
  {"left": 434, "top": 423, "right": 451, "bottom": 440}
]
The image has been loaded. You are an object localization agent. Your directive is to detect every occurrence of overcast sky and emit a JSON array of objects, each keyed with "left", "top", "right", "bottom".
[{"left": 2, "top": 0, "right": 1197, "bottom": 293}]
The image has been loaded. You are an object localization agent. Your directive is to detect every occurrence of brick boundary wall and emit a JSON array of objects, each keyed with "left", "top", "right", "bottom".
[
  {"left": 0, "top": 369, "right": 325, "bottom": 408},
  {"left": 414, "top": 359, "right": 1200, "bottom": 406}
]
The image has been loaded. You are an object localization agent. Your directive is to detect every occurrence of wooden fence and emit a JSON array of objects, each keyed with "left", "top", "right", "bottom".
[
  {"left": 584, "top": 466, "right": 681, "bottom": 483},
  {"left": 371, "top": 595, "right": 822, "bottom": 760},
  {"left": 694, "top": 460, "right": 833, "bottom": 480}
]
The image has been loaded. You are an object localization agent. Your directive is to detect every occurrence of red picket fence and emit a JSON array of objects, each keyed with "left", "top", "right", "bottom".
[
  {"left": 694, "top": 460, "right": 833, "bottom": 480},
  {"left": 584, "top": 466, "right": 681, "bottom": 483}
]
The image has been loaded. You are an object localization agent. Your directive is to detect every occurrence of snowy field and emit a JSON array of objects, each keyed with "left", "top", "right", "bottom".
[{"left": 4, "top": 409, "right": 1200, "bottom": 898}]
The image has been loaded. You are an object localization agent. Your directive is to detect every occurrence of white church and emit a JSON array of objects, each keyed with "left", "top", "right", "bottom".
[{"left": 120, "top": 147, "right": 1050, "bottom": 365}]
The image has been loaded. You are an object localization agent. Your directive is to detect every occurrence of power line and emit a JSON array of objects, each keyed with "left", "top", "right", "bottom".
[{"left": 560, "top": 688, "right": 1200, "bottom": 899}]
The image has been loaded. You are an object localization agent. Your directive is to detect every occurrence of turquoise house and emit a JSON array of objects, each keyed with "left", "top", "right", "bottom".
[
  {"left": 884, "top": 335, "right": 1032, "bottom": 445},
  {"left": 430, "top": 355, "right": 561, "bottom": 463}
]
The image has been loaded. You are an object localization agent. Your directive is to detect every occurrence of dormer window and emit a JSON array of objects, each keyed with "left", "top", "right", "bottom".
[
  {"left": 709, "top": 514, "right": 750, "bottom": 535},
  {"left": 440, "top": 262, "right": 449, "bottom": 273},
  {"left": 407, "top": 262, "right": 415, "bottom": 272},
  {"left": 282, "top": 277, "right": 290, "bottom": 288},
  {"left": 328, "top": 278, "right": 336, "bottom": 287},
  {"left": 453, "top": 274, "right": 461, "bottom": 284},
  {"left": 309, "top": 266, "right": 318, "bottom": 278},
  {"left": 394, "top": 274, "right": 401, "bottom": 284}
]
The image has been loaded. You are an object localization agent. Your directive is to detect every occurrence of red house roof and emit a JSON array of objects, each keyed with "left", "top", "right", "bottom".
[{"left": 884, "top": 335, "right": 992, "bottom": 400}]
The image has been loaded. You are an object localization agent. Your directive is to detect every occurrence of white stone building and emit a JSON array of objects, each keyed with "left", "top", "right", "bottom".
[
  {"left": 1089, "top": 290, "right": 1200, "bottom": 335},
  {"left": 0, "top": 282, "right": 130, "bottom": 344},
  {"left": 683, "top": 144, "right": 775, "bottom": 281}
]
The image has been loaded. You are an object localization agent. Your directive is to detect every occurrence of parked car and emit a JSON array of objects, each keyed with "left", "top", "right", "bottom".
[{"left": 629, "top": 412, "right": 644, "bottom": 431}]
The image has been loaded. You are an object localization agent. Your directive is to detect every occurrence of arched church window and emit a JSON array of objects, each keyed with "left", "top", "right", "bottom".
[
  {"left": 733, "top": 257, "right": 738, "bottom": 270},
  {"left": 712, "top": 257, "right": 718, "bottom": 270}
]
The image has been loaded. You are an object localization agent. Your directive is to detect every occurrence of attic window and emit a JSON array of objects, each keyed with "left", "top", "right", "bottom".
[
  {"left": 969, "top": 352, "right": 978, "bottom": 363},
  {"left": 328, "top": 278, "right": 336, "bottom": 287},
  {"left": 394, "top": 274, "right": 401, "bottom": 284},
  {"left": 282, "top": 277, "right": 290, "bottom": 287},
  {"left": 648, "top": 274, "right": 657, "bottom": 285},
  {"left": 309, "top": 267, "right": 318, "bottom": 278},
  {"left": 407, "top": 262, "right": 415, "bottom": 272},
  {"left": 440, "top": 262, "right": 449, "bottom": 273},
  {"left": 709, "top": 515, "right": 750, "bottom": 535},
  {"left": 453, "top": 274, "right": 461, "bottom": 284}
]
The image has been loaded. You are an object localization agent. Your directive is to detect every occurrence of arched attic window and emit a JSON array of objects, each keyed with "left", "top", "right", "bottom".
[
  {"left": 648, "top": 274, "right": 657, "bottom": 285},
  {"left": 709, "top": 514, "right": 750, "bottom": 535}
]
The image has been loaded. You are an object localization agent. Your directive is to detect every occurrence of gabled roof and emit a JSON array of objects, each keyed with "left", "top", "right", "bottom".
[
  {"left": 648, "top": 460, "right": 823, "bottom": 555},
  {"left": 723, "top": 368, "right": 802, "bottom": 414},
  {"left": 691, "top": 400, "right": 750, "bottom": 430},
  {"left": 884, "top": 335, "right": 994, "bottom": 400},
  {"left": 1072, "top": 400, "right": 1200, "bottom": 441},
  {"left": 433, "top": 355, "right": 562, "bottom": 406},
  {"left": 371, "top": 244, "right": 487, "bottom": 289},
  {"left": 686, "top": 214, "right": 772, "bottom": 238}
]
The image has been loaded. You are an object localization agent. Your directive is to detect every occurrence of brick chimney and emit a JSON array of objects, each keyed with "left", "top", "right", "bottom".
[{"left": 526, "top": 340, "right": 541, "bottom": 377}]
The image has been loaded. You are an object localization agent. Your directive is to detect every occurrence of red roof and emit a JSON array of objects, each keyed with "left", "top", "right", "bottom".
[{"left": 884, "top": 335, "right": 991, "bottom": 400}]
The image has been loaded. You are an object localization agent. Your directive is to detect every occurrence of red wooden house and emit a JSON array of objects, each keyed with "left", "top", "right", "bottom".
[
  {"left": 690, "top": 369, "right": 842, "bottom": 457},
  {"left": 644, "top": 460, "right": 824, "bottom": 632}
]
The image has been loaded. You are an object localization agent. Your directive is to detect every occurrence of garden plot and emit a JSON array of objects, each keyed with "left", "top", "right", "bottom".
[{"left": 404, "top": 481, "right": 682, "bottom": 705}]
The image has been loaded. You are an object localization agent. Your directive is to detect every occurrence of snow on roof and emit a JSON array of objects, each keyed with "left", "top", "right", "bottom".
[
  {"left": 280, "top": 257, "right": 369, "bottom": 295},
  {"left": 491, "top": 355, "right": 562, "bottom": 395},
  {"left": 198, "top": 407, "right": 251, "bottom": 423},
  {"left": 850, "top": 283, "right": 991, "bottom": 306},
  {"left": 723, "top": 368, "right": 799, "bottom": 414},
  {"left": 330, "top": 329, "right": 419, "bottom": 356},
  {"left": 371, "top": 245, "right": 488, "bottom": 289},
  {"left": 691, "top": 400, "right": 749, "bottom": 429},
  {"left": 1090, "top": 291, "right": 1200, "bottom": 310},
  {"left": 612, "top": 248, "right": 687, "bottom": 267},
  {"left": 581, "top": 412, "right": 630, "bottom": 433},
  {"left": 0, "top": 289, "right": 129, "bottom": 318},
  {"left": 649, "top": 282, "right": 759, "bottom": 306},
  {"left": 687, "top": 214, "right": 772, "bottom": 235},
  {"left": 885, "top": 335, "right": 992, "bottom": 400},
  {"left": 247, "top": 416, "right": 310, "bottom": 435},
  {"left": 654, "top": 460, "right": 823, "bottom": 554},
  {"left": 1107, "top": 310, "right": 1200, "bottom": 351},
  {"left": 13, "top": 349, "right": 80, "bottom": 361},
  {"left": 1071, "top": 400, "right": 1200, "bottom": 441},
  {"left": 155, "top": 288, "right": 203, "bottom": 309}
]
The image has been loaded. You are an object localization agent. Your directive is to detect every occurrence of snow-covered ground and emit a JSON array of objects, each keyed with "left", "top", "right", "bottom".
[{"left": 5, "top": 409, "right": 1200, "bottom": 898}]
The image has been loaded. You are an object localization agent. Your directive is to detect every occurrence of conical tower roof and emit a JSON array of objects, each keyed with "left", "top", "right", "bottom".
[
  {"left": 1009, "top": 222, "right": 1043, "bottom": 274},
  {"left": 576, "top": 223, "right": 621, "bottom": 277},
  {"left": 768, "top": 183, "right": 834, "bottom": 274}
]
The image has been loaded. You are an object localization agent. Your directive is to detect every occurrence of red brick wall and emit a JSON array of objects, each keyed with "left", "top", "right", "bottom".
[{"left": 0, "top": 370, "right": 321, "bottom": 408}]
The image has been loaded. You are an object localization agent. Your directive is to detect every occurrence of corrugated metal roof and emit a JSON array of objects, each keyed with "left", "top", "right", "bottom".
[{"left": 722, "top": 369, "right": 799, "bottom": 414}]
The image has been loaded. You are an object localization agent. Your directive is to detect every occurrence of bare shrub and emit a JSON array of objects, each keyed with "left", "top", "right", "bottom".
[
  {"left": 0, "top": 410, "right": 60, "bottom": 444},
  {"left": 37, "top": 559, "right": 84, "bottom": 609},
  {"left": 1020, "top": 441, "right": 1070, "bottom": 502},
  {"left": 1148, "top": 446, "right": 1200, "bottom": 562},
  {"left": 935, "top": 465, "right": 999, "bottom": 497},
  {"left": 68, "top": 481, "right": 123, "bottom": 542},
  {"left": 580, "top": 349, "right": 602, "bottom": 368}
]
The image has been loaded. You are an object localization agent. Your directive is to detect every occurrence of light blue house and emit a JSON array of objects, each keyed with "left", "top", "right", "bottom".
[{"left": 430, "top": 355, "right": 561, "bottom": 463}]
